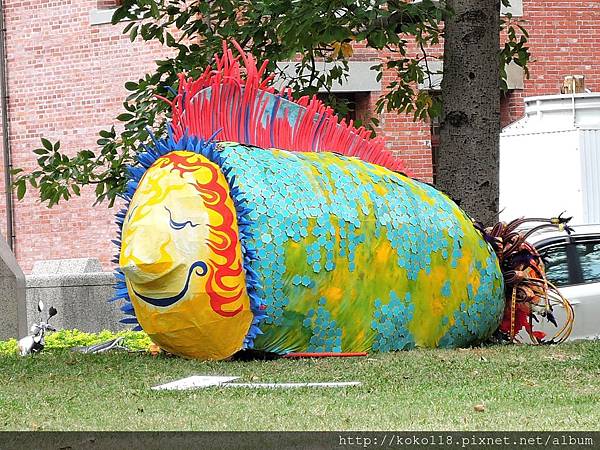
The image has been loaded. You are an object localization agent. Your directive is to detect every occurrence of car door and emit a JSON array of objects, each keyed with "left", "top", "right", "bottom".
[
  {"left": 567, "top": 238, "right": 600, "bottom": 339},
  {"left": 536, "top": 235, "right": 600, "bottom": 341}
]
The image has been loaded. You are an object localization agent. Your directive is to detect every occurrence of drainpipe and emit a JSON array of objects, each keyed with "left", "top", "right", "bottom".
[{"left": 0, "top": 0, "right": 15, "bottom": 251}]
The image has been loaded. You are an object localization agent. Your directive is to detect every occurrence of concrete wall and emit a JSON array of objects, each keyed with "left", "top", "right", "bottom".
[
  {"left": 24, "top": 258, "right": 126, "bottom": 334},
  {"left": 26, "top": 272, "right": 126, "bottom": 333},
  {"left": 0, "top": 234, "right": 26, "bottom": 340}
]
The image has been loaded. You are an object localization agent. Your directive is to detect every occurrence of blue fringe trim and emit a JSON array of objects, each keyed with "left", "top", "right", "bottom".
[{"left": 112, "top": 124, "right": 267, "bottom": 348}]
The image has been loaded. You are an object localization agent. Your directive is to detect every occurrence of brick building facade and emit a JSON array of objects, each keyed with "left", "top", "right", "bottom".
[{"left": 0, "top": 0, "right": 599, "bottom": 272}]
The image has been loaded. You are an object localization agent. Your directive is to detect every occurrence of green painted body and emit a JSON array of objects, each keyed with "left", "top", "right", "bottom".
[{"left": 217, "top": 143, "right": 505, "bottom": 354}]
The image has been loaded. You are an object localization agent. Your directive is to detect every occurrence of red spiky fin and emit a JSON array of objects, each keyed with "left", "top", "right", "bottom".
[{"left": 164, "top": 40, "right": 406, "bottom": 174}]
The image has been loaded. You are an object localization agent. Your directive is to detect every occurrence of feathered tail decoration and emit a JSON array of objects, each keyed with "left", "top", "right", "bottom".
[{"left": 476, "top": 215, "right": 575, "bottom": 344}]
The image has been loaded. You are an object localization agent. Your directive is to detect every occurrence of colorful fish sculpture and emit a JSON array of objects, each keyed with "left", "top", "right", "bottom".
[{"left": 112, "top": 42, "right": 570, "bottom": 360}]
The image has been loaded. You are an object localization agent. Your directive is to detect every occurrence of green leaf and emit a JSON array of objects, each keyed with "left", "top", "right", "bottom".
[
  {"left": 117, "top": 113, "right": 134, "bottom": 122},
  {"left": 16, "top": 181, "right": 26, "bottom": 200},
  {"left": 125, "top": 81, "right": 139, "bottom": 91},
  {"left": 165, "top": 33, "right": 175, "bottom": 47},
  {"left": 99, "top": 129, "right": 114, "bottom": 139},
  {"left": 81, "top": 150, "right": 95, "bottom": 159},
  {"left": 111, "top": 6, "right": 128, "bottom": 25},
  {"left": 129, "top": 25, "right": 139, "bottom": 42},
  {"left": 33, "top": 148, "right": 48, "bottom": 155},
  {"left": 41, "top": 138, "right": 53, "bottom": 151},
  {"left": 122, "top": 22, "right": 135, "bottom": 34},
  {"left": 149, "top": 1, "right": 159, "bottom": 18}
]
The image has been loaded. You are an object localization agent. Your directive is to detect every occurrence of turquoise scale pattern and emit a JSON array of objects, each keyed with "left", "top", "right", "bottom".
[
  {"left": 215, "top": 142, "right": 505, "bottom": 354},
  {"left": 439, "top": 252, "right": 507, "bottom": 348},
  {"left": 303, "top": 298, "right": 343, "bottom": 353},
  {"left": 371, "top": 292, "right": 416, "bottom": 352}
]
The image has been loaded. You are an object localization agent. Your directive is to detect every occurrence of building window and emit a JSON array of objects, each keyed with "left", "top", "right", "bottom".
[
  {"left": 501, "top": 0, "right": 523, "bottom": 17},
  {"left": 415, "top": 0, "right": 523, "bottom": 17},
  {"left": 317, "top": 92, "right": 371, "bottom": 124},
  {"left": 275, "top": 62, "right": 381, "bottom": 94},
  {"left": 90, "top": 1, "right": 125, "bottom": 25},
  {"left": 97, "top": 0, "right": 122, "bottom": 9}
]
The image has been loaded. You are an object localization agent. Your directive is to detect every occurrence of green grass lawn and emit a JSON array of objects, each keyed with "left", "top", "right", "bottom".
[{"left": 1, "top": 341, "right": 599, "bottom": 431}]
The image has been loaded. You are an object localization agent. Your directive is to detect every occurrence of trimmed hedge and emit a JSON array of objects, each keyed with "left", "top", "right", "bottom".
[{"left": 0, "top": 329, "right": 152, "bottom": 355}]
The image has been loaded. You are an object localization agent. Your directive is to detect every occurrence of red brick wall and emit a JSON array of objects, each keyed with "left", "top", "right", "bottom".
[
  {"left": 351, "top": 43, "right": 436, "bottom": 180},
  {"left": 501, "top": 1, "right": 600, "bottom": 125},
  {"left": 2, "top": 0, "right": 166, "bottom": 272},
  {"left": 2, "top": 0, "right": 600, "bottom": 272}
]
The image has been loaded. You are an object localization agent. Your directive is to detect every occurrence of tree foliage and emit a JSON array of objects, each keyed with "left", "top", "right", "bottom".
[{"left": 13, "top": 0, "right": 529, "bottom": 207}]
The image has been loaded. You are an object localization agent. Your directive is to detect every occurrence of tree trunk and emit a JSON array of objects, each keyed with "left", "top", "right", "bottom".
[{"left": 437, "top": 0, "right": 501, "bottom": 225}]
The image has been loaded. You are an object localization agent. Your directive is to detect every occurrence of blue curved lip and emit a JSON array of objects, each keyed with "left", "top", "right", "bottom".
[{"left": 132, "top": 260, "right": 208, "bottom": 308}]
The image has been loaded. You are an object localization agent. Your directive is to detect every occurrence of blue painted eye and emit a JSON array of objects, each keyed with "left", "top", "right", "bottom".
[{"left": 164, "top": 206, "right": 200, "bottom": 230}]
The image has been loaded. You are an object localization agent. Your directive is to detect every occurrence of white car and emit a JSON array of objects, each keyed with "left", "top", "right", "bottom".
[{"left": 528, "top": 224, "right": 600, "bottom": 341}]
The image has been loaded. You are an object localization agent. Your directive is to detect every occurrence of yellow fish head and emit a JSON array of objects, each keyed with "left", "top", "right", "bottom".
[{"left": 119, "top": 150, "right": 253, "bottom": 360}]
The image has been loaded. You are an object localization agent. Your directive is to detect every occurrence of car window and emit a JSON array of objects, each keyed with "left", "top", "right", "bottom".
[
  {"left": 540, "top": 244, "right": 571, "bottom": 287},
  {"left": 575, "top": 240, "right": 600, "bottom": 284}
]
